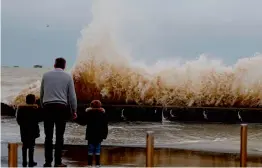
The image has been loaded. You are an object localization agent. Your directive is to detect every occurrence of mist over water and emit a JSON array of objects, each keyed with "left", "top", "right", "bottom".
[{"left": 14, "top": 0, "right": 262, "bottom": 107}]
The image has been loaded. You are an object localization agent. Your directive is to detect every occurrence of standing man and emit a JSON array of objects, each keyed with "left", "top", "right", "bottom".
[{"left": 40, "top": 58, "right": 77, "bottom": 167}]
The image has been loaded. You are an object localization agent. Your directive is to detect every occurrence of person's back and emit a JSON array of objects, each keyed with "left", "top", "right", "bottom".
[
  {"left": 41, "top": 70, "right": 71, "bottom": 106},
  {"left": 16, "top": 94, "right": 40, "bottom": 167},
  {"left": 85, "top": 108, "right": 108, "bottom": 143},
  {"left": 84, "top": 100, "right": 108, "bottom": 167},
  {"left": 17, "top": 105, "right": 40, "bottom": 139},
  {"left": 41, "top": 69, "right": 76, "bottom": 119},
  {"left": 40, "top": 57, "right": 77, "bottom": 167}
]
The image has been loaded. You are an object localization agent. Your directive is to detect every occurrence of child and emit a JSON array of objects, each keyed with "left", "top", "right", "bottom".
[
  {"left": 83, "top": 100, "right": 108, "bottom": 167},
  {"left": 16, "top": 94, "right": 40, "bottom": 167}
]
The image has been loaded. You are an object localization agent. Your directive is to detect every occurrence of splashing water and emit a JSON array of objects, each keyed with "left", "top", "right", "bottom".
[{"left": 13, "top": 0, "right": 262, "bottom": 107}]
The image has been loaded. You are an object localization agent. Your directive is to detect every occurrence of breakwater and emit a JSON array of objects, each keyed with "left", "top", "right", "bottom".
[
  {"left": 2, "top": 102, "right": 262, "bottom": 123},
  {"left": 79, "top": 105, "right": 262, "bottom": 123}
]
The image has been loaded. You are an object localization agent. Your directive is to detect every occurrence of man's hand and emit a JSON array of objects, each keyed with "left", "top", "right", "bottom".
[{"left": 72, "top": 112, "right": 77, "bottom": 120}]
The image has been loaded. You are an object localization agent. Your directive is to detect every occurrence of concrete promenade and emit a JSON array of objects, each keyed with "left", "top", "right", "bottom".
[{"left": 1, "top": 141, "right": 262, "bottom": 167}]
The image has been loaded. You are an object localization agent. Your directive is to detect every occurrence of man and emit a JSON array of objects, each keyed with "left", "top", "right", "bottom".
[{"left": 40, "top": 57, "right": 77, "bottom": 167}]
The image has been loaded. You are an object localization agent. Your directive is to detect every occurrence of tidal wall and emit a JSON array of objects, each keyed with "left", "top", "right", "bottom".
[
  {"left": 162, "top": 106, "right": 262, "bottom": 123},
  {"left": 77, "top": 104, "right": 162, "bottom": 122},
  {"left": 2, "top": 102, "right": 262, "bottom": 123},
  {"left": 77, "top": 105, "right": 262, "bottom": 123}
]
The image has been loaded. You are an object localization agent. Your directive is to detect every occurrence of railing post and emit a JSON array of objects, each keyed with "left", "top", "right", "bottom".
[
  {"left": 8, "top": 143, "right": 18, "bottom": 167},
  {"left": 240, "top": 124, "right": 247, "bottom": 167},
  {"left": 146, "top": 131, "right": 154, "bottom": 167}
]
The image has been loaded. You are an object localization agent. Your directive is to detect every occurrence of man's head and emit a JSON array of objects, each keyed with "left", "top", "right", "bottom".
[
  {"left": 26, "top": 94, "right": 36, "bottom": 104},
  {"left": 54, "top": 57, "right": 66, "bottom": 70}
]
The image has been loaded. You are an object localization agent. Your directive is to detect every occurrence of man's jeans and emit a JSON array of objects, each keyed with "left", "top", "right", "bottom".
[{"left": 43, "top": 103, "right": 67, "bottom": 165}]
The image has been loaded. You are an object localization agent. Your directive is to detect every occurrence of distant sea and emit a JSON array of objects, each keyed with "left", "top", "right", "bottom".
[{"left": 1, "top": 67, "right": 51, "bottom": 103}]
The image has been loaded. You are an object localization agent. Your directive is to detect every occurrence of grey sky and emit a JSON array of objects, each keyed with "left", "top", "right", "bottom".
[
  {"left": 2, "top": 0, "right": 262, "bottom": 68},
  {"left": 2, "top": 0, "right": 93, "bottom": 68}
]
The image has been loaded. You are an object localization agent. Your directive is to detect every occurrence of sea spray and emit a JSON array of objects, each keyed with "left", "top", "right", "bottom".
[{"left": 13, "top": 0, "right": 262, "bottom": 107}]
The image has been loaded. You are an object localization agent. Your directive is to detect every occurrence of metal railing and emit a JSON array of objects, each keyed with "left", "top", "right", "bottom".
[{"left": 7, "top": 124, "right": 248, "bottom": 167}]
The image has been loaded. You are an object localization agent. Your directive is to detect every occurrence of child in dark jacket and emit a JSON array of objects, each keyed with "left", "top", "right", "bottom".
[
  {"left": 16, "top": 94, "right": 40, "bottom": 167},
  {"left": 83, "top": 100, "right": 108, "bottom": 167}
]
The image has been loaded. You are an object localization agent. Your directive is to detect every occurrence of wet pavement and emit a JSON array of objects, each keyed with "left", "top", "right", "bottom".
[
  {"left": 1, "top": 117, "right": 262, "bottom": 167},
  {"left": 1, "top": 141, "right": 262, "bottom": 167},
  {"left": 1, "top": 143, "right": 75, "bottom": 167},
  {"left": 2, "top": 117, "right": 262, "bottom": 146}
]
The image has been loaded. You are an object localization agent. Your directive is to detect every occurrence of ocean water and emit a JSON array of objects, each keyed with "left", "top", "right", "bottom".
[
  {"left": 1, "top": 67, "right": 262, "bottom": 151},
  {"left": 1, "top": 67, "right": 51, "bottom": 104}
]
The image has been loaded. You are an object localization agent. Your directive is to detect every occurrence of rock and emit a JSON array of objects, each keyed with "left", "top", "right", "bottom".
[{"left": 1, "top": 102, "right": 16, "bottom": 116}]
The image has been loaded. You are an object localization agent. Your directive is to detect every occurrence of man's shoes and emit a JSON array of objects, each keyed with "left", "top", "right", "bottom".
[
  {"left": 22, "top": 162, "right": 27, "bottom": 167},
  {"left": 54, "top": 163, "right": 67, "bottom": 167},
  {"left": 43, "top": 163, "right": 52, "bottom": 167},
  {"left": 28, "top": 161, "right": 37, "bottom": 167}
]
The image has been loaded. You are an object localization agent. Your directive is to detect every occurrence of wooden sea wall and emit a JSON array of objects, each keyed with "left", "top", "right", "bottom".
[
  {"left": 2, "top": 102, "right": 262, "bottom": 123},
  {"left": 77, "top": 104, "right": 262, "bottom": 123}
]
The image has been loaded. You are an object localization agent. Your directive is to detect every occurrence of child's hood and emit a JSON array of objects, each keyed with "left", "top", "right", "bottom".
[
  {"left": 17, "top": 104, "right": 38, "bottom": 110},
  {"left": 85, "top": 107, "right": 105, "bottom": 113},
  {"left": 16, "top": 104, "right": 38, "bottom": 117}
]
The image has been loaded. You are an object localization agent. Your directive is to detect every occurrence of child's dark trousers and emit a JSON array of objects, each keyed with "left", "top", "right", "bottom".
[{"left": 22, "top": 139, "right": 36, "bottom": 167}]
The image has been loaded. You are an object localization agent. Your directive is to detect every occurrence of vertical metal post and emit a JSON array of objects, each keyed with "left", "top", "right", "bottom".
[
  {"left": 146, "top": 131, "right": 154, "bottom": 167},
  {"left": 240, "top": 124, "right": 247, "bottom": 167},
  {"left": 8, "top": 143, "right": 18, "bottom": 167}
]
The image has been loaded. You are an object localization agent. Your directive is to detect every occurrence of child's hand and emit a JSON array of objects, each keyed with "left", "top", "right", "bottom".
[
  {"left": 72, "top": 112, "right": 77, "bottom": 120},
  {"left": 85, "top": 107, "right": 92, "bottom": 112},
  {"left": 99, "top": 108, "right": 105, "bottom": 113}
]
